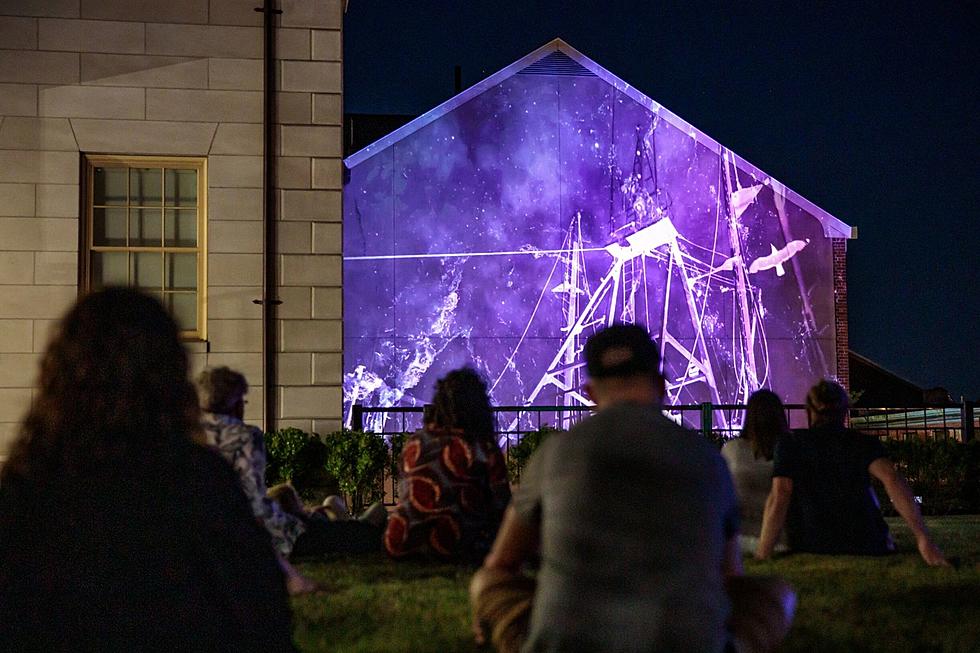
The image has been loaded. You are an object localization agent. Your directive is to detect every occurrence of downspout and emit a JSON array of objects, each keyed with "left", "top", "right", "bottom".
[{"left": 255, "top": 0, "right": 282, "bottom": 432}]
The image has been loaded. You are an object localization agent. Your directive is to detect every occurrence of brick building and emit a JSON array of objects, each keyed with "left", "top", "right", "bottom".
[{"left": 0, "top": 0, "right": 345, "bottom": 459}]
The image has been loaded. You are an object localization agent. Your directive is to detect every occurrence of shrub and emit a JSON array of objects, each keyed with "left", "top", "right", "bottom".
[
  {"left": 882, "top": 438, "right": 980, "bottom": 515},
  {"left": 264, "top": 427, "right": 312, "bottom": 486},
  {"left": 506, "top": 426, "right": 563, "bottom": 484},
  {"left": 321, "top": 430, "right": 390, "bottom": 510}
]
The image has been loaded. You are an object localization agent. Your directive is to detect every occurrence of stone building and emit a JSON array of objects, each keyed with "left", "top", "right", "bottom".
[{"left": 0, "top": 0, "right": 345, "bottom": 459}]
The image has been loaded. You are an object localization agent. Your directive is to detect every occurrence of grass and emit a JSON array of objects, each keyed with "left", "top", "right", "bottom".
[{"left": 291, "top": 516, "right": 980, "bottom": 653}]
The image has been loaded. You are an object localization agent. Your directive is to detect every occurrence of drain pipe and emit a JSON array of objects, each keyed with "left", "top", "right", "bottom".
[{"left": 254, "top": 0, "right": 282, "bottom": 432}]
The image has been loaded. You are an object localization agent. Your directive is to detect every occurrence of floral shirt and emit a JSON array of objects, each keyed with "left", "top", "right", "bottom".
[
  {"left": 384, "top": 427, "right": 511, "bottom": 562},
  {"left": 201, "top": 413, "right": 305, "bottom": 556}
]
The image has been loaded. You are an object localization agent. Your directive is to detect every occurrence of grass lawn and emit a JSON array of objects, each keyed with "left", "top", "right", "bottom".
[{"left": 291, "top": 515, "right": 980, "bottom": 653}]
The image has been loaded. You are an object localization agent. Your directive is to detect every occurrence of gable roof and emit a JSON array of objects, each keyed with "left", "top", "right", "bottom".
[{"left": 344, "top": 38, "right": 855, "bottom": 239}]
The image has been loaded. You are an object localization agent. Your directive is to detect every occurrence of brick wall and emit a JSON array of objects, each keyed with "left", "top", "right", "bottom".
[
  {"left": 832, "top": 237, "right": 849, "bottom": 390},
  {"left": 0, "top": 0, "right": 344, "bottom": 457}
]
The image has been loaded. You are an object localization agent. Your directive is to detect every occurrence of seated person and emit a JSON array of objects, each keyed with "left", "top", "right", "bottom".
[
  {"left": 722, "top": 389, "right": 789, "bottom": 554},
  {"left": 384, "top": 368, "right": 511, "bottom": 563},
  {"left": 756, "top": 379, "right": 948, "bottom": 566}
]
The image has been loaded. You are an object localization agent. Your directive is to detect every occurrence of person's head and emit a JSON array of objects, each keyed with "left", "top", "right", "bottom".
[
  {"left": 3, "top": 287, "right": 200, "bottom": 484},
  {"left": 268, "top": 483, "right": 304, "bottom": 517},
  {"left": 429, "top": 367, "right": 495, "bottom": 443},
  {"left": 806, "top": 379, "right": 850, "bottom": 428},
  {"left": 583, "top": 323, "right": 664, "bottom": 409},
  {"left": 741, "top": 389, "right": 788, "bottom": 461},
  {"left": 197, "top": 366, "right": 248, "bottom": 419}
]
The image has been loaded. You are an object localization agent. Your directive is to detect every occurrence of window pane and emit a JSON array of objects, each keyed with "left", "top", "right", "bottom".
[
  {"left": 166, "top": 253, "right": 196, "bottom": 291},
  {"left": 130, "top": 168, "right": 162, "bottom": 205},
  {"left": 130, "top": 208, "right": 163, "bottom": 246},
  {"left": 165, "top": 169, "right": 197, "bottom": 206},
  {"left": 164, "top": 209, "right": 197, "bottom": 247},
  {"left": 93, "top": 167, "right": 127, "bottom": 205},
  {"left": 93, "top": 208, "right": 127, "bottom": 246},
  {"left": 133, "top": 252, "right": 162, "bottom": 290},
  {"left": 91, "top": 252, "right": 128, "bottom": 288},
  {"left": 169, "top": 293, "right": 197, "bottom": 331}
]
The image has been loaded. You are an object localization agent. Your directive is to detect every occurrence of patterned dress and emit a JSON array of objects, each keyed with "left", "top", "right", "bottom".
[
  {"left": 384, "top": 426, "right": 511, "bottom": 562},
  {"left": 201, "top": 412, "right": 306, "bottom": 556}
]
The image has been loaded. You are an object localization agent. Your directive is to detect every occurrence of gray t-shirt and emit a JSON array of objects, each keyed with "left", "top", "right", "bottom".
[{"left": 513, "top": 402, "right": 739, "bottom": 653}]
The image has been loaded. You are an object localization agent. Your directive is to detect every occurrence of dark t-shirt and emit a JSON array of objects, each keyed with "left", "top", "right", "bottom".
[
  {"left": 0, "top": 442, "right": 296, "bottom": 652},
  {"left": 773, "top": 425, "right": 893, "bottom": 555}
]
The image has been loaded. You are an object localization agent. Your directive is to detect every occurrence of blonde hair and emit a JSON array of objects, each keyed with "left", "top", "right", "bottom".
[
  {"left": 806, "top": 379, "right": 849, "bottom": 427},
  {"left": 196, "top": 366, "right": 248, "bottom": 415}
]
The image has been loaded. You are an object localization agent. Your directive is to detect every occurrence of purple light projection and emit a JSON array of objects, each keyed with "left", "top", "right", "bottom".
[{"left": 343, "top": 42, "right": 850, "bottom": 431}]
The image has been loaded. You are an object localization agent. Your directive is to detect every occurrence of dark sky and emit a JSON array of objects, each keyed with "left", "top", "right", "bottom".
[{"left": 343, "top": 1, "right": 979, "bottom": 401}]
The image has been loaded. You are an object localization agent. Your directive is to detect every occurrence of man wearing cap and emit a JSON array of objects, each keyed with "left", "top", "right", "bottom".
[{"left": 470, "top": 324, "right": 795, "bottom": 653}]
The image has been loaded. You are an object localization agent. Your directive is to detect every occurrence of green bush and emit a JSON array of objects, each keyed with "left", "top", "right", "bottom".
[
  {"left": 882, "top": 438, "right": 980, "bottom": 515},
  {"left": 506, "top": 426, "right": 563, "bottom": 484},
  {"left": 321, "top": 430, "right": 390, "bottom": 510},
  {"left": 264, "top": 427, "right": 312, "bottom": 486}
]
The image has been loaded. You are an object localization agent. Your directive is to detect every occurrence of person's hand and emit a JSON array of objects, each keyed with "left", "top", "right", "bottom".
[{"left": 916, "top": 535, "right": 951, "bottom": 567}]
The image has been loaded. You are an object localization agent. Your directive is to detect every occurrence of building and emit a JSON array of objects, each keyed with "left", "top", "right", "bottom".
[
  {"left": 0, "top": 0, "right": 345, "bottom": 460},
  {"left": 342, "top": 39, "right": 856, "bottom": 431}
]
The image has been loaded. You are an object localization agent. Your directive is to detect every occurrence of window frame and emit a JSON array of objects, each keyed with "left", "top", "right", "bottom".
[{"left": 81, "top": 154, "right": 208, "bottom": 341}]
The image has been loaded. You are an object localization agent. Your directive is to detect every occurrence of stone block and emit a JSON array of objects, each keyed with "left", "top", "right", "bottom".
[
  {"left": 209, "top": 0, "right": 263, "bottom": 26},
  {"left": 146, "top": 24, "right": 262, "bottom": 58},
  {"left": 276, "top": 157, "right": 311, "bottom": 189},
  {"left": 35, "top": 184, "right": 78, "bottom": 217},
  {"left": 204, "top": 352, "right": 263, "bottom": 385},
  {"left": 0, "top": 117, "right": 78, "bottom": 151},
  {"left": 0, "top": 388, "right": 32, "bottom": 422},
  {"left": 274, "top": 418, "right": 312, "bottom": 432},
  {"left": 209, "top": 58, "right": 263, "bottom": 91},
  {"left": 0, "top": 319, "right": 33, "bottom": 353},
  {"left": 207, "top": 285, "right": 261, "bottom": 319},
  {"left": 0, "top": 353, "right": 40, "bottom": 387},
  {"left": 0, "top": 84, "right": 37, "bottom": 116},
  {"left": 81, "top": 54, "right": 208, "bottom": 88},
  {"left": 279, "top": 318, "right": 340, "bottom": 351},
  {"left": 0, "top": 217, "right": 77, "bottom": 251},
  {"left": 311, "top": 221, "right": 341, "bottom": 254},
  {"left": 0, "top": 16, "right": 38, "bottom": 49},
  {"left": 311, "top": 157, "right": 341, "bottom": 189},
  {"left": 0, "top": 151, "right": 76, "bottom": 184},
  {"left": 311, "top": 93, "right": 341, "bottom": 125},
  {"left": 276, "top": 92, "right": 311, "bottom": 123},
  {"left": 312, "top": 286, "right": 341, "bottom": 319},
  {"left": 33, "top": 251, "right": 76, "bottom": 285},
  {"left": 280, "top": 60, "right": 340, "bottom": 93},
  {"left": 279, "top": 384, "right": 341, "bottom": 419},
  {"left": 312, "top": 418, "right": 342, "bottom": 434},
  {"left": 276, "top": 285, "right": 312, "bottom": 319},
  {"left": 147, "top": 88, "right": 261, "bottom": 123},
  {"left": 209, "top": 155, "right": 263, "bottom": 188},
  {"left": 0, "top": 51, "right": 79, "bottom": 85},
  {"left": 0, "top": 284, "right": 77, "bottom": 319},
  {"left": 208, "top": 220, "right": 263, "bottom": 254},
  {"left": 0, "top": 252, "right": 34, "bottom": 285},
  {"left": 311, "top": 29, "right": 340, "bottom": 61},
  {"left": 279, "top": 189, "right": 340, "bottom": 221},
  {"left": 206, "top": 318, "right": 262, "bottom": 352},
  {"left": 280, "top": 254, "right": 340, "bottom": 286},
  {"left": 0, "top": 1, "right": 79, "bottom": 18},
  {"left": 276, "top": 221, "right": 311, "bottom": 254},
  {"left": 209, "top": 187, "right": 263, "bottom": 221},
  {"left": 210, "top": 123, "right": 263, "bottom": 155},
  {"left": 242, "top": 385, "right": 263, "bottom": 425},
  {"left": 276, "top": 352, "right": 311, "bottom": 385},
  {"left": 81, "top": 0, "right": 208, "bottom": 24},
  {"left": 0, "top": 184, "right": 35, "bottom": 217},
  {"left": 277, "top": 28, "right": 310, "bottom": 60},
  {"left": 279, "top": 0, "right": 343, "bottom": 29},
  {"left": 39, "top": 86, "right": 143, "bottom": 119},
  {"left": 32, "top": 319, "right": 58, "bottom": 351},
  {"left": 39, "top": 18, "right": 144, "bottom": 54},
  {"left": 207, "top": 253, "right": 263, "bottom": 286},
  {"left": 280, "top": 125, "right": 341, "bottom": 157},
  {"left": 312, "top": 351, "right": 341, "bottom": 385},
  {"left": 71, "top": 119, "right": 216, "bottom": 156}
]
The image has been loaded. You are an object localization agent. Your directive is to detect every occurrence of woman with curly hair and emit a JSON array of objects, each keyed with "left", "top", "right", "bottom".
[
  {"left": 384, "top": 368, "right": 511, "bottom": 562},
  {"left": 0, "top": 288, "right": 295, "bottom": 651}
]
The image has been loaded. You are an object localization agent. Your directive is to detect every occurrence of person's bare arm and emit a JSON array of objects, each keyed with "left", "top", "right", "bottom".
[
  {"left": 755, "top": 477, "right": 793, "bottom": 560},
  {"left": 483, "top": 505, "right": 540, "bottom": 573},
  {"left": 869, "top": 458, "right": 949, "bottom": 566}
]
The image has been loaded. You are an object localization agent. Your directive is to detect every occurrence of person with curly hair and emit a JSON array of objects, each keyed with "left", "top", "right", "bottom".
[
  {"left": 384, "top": 368, "right": 511, "bottom": 562},
  {"left": 0, "top": 288, "right": 295, "bottom": 652}
]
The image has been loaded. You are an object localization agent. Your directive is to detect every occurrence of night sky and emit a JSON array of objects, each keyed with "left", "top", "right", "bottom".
[{"left": 343, "top": 1, "right": 979, "bottom": 401}]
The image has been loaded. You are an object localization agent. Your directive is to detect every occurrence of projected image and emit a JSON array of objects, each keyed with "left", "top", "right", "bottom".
[{"left": 343, "top": 48, "right": 842, "bottom": 431}]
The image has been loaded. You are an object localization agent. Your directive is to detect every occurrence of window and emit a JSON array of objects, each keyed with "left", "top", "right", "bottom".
[{"left": 82, "top": 155, "right": 207, "bottom": 339}]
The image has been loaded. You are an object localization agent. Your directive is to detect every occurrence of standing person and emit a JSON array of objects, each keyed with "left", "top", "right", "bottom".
[
  {"left": 0, "top": 288, "right": 295, "bottom": 652},
  {"left": 722, "top": 389, "right": 790, "bottom": 554},
  {"left": 756, "top": 379, "right": 948, "bottom": 566},
  {"left": 471, "top": 324, "right": 795, "bottom": 653},
  {"left": 384, "top": 368, "right": 511, "bottom": 563}
]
